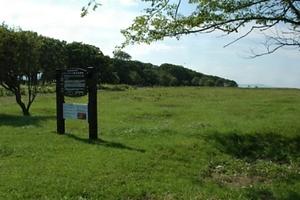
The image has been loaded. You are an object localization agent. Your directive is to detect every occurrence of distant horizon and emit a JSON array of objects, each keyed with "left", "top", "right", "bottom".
[{"left": 238, "top": 83, "right": 300, "bottom": 89}]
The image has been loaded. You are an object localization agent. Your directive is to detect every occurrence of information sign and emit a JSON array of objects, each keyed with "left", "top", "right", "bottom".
[
  {"left": 56, "top": 67, "right": 98, "bottom": 139},
  {"left": 61, "top": 68, "right": 87, "bottom": 97},
  {"left": 63, "top": 103, "right": 88, "bottom": 120}
]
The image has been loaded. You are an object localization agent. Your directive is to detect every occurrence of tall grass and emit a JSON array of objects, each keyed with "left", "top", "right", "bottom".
[{"left": 0, "top": 87, "right": 299, "bottom": 199}]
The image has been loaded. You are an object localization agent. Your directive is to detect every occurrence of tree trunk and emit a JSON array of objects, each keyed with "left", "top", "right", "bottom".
[{"left": 15, "top": 91, "right": 30, "bottom": 116}]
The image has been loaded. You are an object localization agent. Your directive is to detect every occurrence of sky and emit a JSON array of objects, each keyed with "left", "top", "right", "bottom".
[{"left": 1, "top": 0, "right": 299, "bottom": 88}]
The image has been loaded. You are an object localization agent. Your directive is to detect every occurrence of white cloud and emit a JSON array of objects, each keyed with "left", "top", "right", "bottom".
[{"left": 120, "top": 0, "right": 138, "bottom": 6}]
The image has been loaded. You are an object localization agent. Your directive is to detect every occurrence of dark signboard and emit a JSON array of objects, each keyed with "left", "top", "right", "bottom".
[
  {"left": 56, "top": 67, "right": 98, "bottom": 139},
  {"left": 61, "top": 68, "right": 87, "bottom": 97}
]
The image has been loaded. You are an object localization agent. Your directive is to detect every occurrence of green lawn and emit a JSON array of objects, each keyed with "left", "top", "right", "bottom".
[{"left": 0, "top": 87, "right": 300, "bottom": 199}]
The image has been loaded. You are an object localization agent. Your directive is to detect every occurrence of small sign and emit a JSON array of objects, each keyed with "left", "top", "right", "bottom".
[
  {"left": 62, "top": 68, "right": 87, "bottom": 97},
  {"left": 63, "top": 103, "right": 88, "bottom": 120}
]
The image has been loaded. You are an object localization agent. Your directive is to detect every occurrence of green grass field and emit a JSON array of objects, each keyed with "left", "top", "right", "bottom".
[{"left": 0, "top": 87, "right": 300, "bottom": 199}]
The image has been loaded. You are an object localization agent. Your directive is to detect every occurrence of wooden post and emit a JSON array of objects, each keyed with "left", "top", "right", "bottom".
[
  {"left": 88, "top": 67, "right": 98, "bottom": 139},
  {"left": 56, "top": 68, "right": 65, "bottom": 134}
]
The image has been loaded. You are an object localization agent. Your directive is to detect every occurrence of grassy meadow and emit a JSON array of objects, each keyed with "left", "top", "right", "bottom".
[{"left": 0, "top": 86, "right": 300, "bottom": 199}]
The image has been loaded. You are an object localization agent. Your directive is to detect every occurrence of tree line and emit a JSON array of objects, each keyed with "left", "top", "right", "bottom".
[{"left": 0, "top": 23, "right": 237, "bottom": 115}]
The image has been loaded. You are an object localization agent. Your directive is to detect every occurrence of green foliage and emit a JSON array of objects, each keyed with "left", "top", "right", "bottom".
[
  {"left": 113, "top": 50, "right": 132, "bottom": 61},
  {"left": 39, "top": 37, "right": 67, "bottom": 82},
  {"left": 81, "top": 0, "right": 102, "bottom": 17},
  {"left": 66, "top": 42, "right": 104, "bottom": 70},
  {"left": 0, "top": 87, "right": 300, "bottom": 199},
  {"left": 119, "top": 0, "right": 300, "bottom": 55},
  {"left": 111, "top": 60, "right": 236, "bottom": 87}
]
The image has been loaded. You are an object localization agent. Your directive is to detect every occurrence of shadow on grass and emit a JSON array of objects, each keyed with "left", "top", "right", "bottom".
[
  {"left": 0, "top": 114, "right": 55, "bottom": 127},
  {"left": 244, "top": 187, "right": 300, "bottom": 200},
  {"left": 65, "top": 133, "right": 146, "bottom": 153},
  {"left": 206, "top": 132, "right": 300, "bottom": 164}
]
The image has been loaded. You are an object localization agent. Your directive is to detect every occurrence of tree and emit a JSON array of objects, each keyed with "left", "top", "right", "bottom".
[
  {"left": 0, "top": 24, "right": 41, "bottom": 116},
  {"left": 159, "top": 72, "right": 178, "bottom": 86},
  {"left": 129, "top": 71, "right": 142, "bottom": 85},
  {"left": 191, "top": 76, "right": 201, "bottom": 86},
  {"left": 66, "top": 42, "right": 104, "bottom": 70},
  {"left": 99, "top": 62, "right": 120, "bottom": 84},
  {"left": 160, "top": 63, "right": 191, "bottom": 85},
  {"left": 225, "top": 80, "right": 238, "bottom": 87},
  {"left": 143, "top": 67, "right": 159, "bottom": 86},
  {"left": 113, "top": 50, "right": 132, "bottom": 61},
  {"left": 113, "top": 0, "right": 299, "bottom": 56},
  {"left": 204, "top": 79, "right": 215, "bottom": 87},
  {"left": 39, "top": 36, "right": 67, "bottom": 83},
  {"left": 215, "top": 79, "right": 225, "bottom": 87}
]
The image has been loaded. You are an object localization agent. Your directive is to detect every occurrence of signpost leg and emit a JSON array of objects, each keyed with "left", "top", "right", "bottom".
[
  {"left": 56, "top": 69, "right": 65, "bottom": 134},
  {"left": 88, "top": 67, "right": 98, "bottom": 139}
]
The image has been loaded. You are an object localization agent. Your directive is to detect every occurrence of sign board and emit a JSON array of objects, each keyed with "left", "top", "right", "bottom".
[
  {"left": 61, "top": 68, "right": 87, "bottom": 97},
  {"left": 56, "top": 67, "right": 98, "bottom": 139},
  {"left": 63, "top": 103, "right": 88, "bottom": 120}
]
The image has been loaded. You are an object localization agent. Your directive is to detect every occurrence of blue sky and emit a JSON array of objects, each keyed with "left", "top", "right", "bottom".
[{"left": 1, "top": 0, "right": 299, "bottom": 88}]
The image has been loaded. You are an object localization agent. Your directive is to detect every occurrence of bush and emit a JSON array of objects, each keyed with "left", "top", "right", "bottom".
[
  {"left": 0, "top": 87, "right": 14, "bottom": 96},
  {"left": 98, "top": 84, "right": 137, "bottom": 91}
]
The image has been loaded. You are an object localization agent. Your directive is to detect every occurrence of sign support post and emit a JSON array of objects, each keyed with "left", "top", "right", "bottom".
[
  {"left": 88, "top": 67, "right": 98, "bottom": 139},
  {"left": 56, "top": 69, "right": 65, "bottom": 134}
]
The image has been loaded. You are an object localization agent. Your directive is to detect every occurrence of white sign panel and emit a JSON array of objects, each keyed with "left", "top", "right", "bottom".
[{"left": 63, "top": 103, "right": 88, "bottom": 120}]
